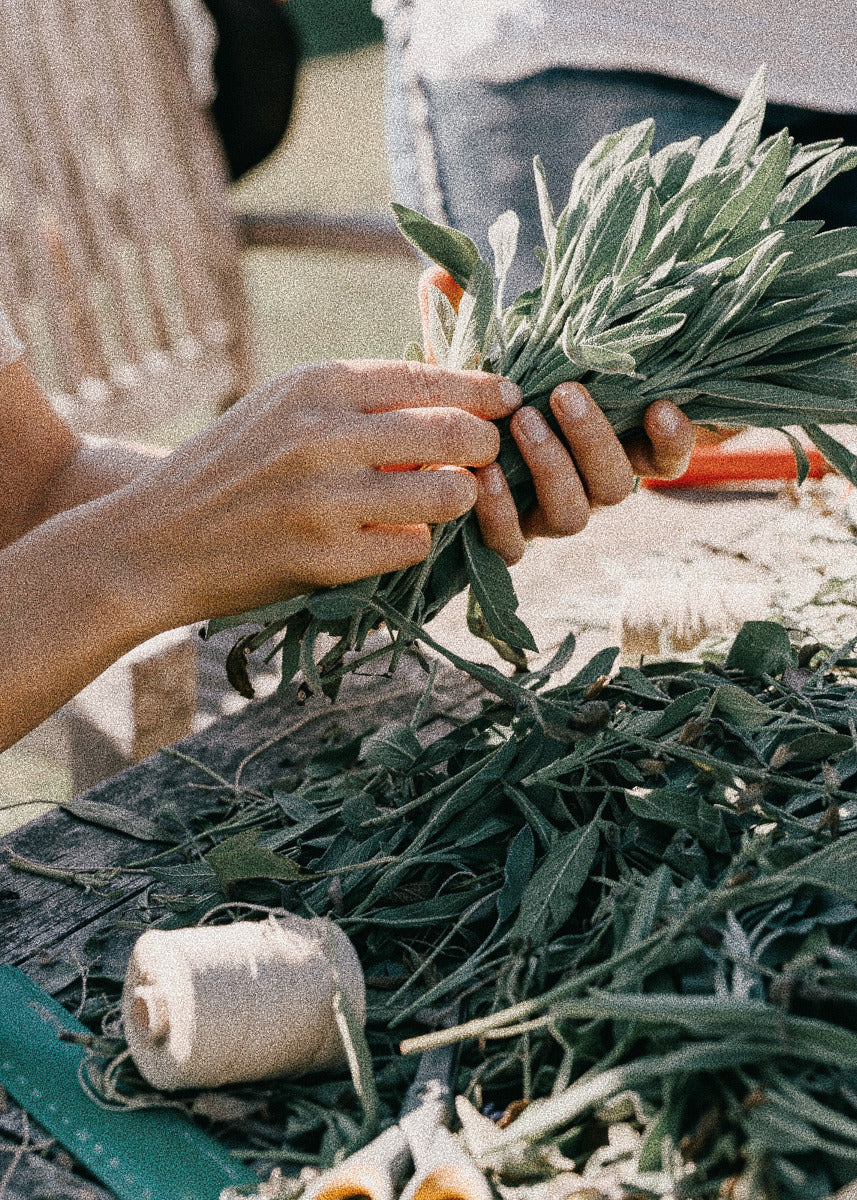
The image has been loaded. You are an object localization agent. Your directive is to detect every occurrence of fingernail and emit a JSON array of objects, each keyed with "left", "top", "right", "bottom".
[
  {"left": 554, "top": 383, "right": 589, "bottom": 421},
  {"left": 655, "top": 404, "right": 683, "bottom": 436},
  {"left": 481, "top": 463, "right": 506, "bottom": 496},
  {"left": 515, "top": 406, "right": 550, "bottom": 443},
  {"left": 499, "top": 379, "right": 522, "bottom": 412}
]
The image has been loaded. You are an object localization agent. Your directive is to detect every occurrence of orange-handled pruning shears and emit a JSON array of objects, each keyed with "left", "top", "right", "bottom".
[
  {"left": 302, "top": 1123, "right": 411, "bottom": 1200},
  {"left": 418, "top": 266, "right": 465, "bottom": 365},
  {"left": 417, "top": 266, "right": 836, "bottom": 490},
  {"left": 641, "top": 439, "right": 832, "bottom": 489},
  {"left": 397, "top": 1046, "right": 492, "bottom": 1200},
  {"left": 304, "top": 1009, "right": 492, "bottom": 1200}
]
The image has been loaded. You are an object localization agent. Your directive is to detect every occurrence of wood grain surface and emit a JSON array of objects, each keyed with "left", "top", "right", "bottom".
[{"left": 0, "top": 650, "right": 479, "bottom": 1199}]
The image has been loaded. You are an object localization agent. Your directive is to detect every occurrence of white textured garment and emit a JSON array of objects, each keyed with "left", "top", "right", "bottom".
[
  {"left": 373, "top": 0, "right": 857, "bottom": 114},
  {"left": 0, "top": 305, "right": 23, "bottom": 371}
]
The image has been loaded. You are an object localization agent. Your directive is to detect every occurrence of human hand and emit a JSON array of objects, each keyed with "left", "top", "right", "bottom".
[
  {"left": 472, "top": 382, "right": 696, "bottom": 565},
  {"left": 107, "top": 358, "right": 521, "bottom": 630}
]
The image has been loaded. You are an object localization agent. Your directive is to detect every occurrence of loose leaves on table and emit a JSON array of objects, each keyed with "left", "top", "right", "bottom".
[
  {"left": 725, "top": 619, "right": 796, "bottom": 677},
  {"left": 510, "top": 821, "right": 600, "bottom": 943},
  {"left": 61, "top": 617, "right": 857, "bottom": 1196},
  {"left": 204, "top": 830, "right": 302, "bottom": 890}
]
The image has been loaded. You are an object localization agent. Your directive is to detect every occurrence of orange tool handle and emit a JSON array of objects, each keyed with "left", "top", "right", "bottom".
[
  {"left": 378, "top": 268, "right": 467, "bottom": 474},
  {"left": 642, "top": 442, "right": 832, "bottom": 490},
  {"left": 416, "top": 269, "right": 833, "bottom": 492},
  {"left": 418, "top": 266, "right": 464, "bottom": 364}
]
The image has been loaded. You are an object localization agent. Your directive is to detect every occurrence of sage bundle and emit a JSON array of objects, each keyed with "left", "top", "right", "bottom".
[{"left": 210, "top": 67, "right": 857, "bottom": 694}]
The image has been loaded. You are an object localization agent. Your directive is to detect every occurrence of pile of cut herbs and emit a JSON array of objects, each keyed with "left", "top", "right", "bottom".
[
  {"left": 207, "top": 65, "right": 857, "bottom": 697},
  {"left": 72, "top": 620, "right": 857, "bottom": 1199}
]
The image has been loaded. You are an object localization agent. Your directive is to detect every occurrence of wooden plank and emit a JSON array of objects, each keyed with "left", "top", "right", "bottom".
[
  {"left": 0, "top": 650, "right": 480, "bottom": 1199},
  {"left": 1, "top": 652, "right": 478, "bottom": 984},
  {"left": 238, "top": 209, "right": 419, "bottom": 259}
]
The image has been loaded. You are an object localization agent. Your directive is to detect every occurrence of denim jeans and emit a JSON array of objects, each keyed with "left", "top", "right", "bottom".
[{"left": 383, "top": 45, "right": 857, "bottom": 293}]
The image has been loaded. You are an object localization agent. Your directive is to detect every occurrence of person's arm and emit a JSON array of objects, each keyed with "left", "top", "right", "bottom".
[
  {"left": 0, "top": 359, "right": 518, "bottom": 750},
  {"left": 0, "top": 356, "right": 692, "bottom": 750},
  {"left": 0, "top": 360, "right": 166, "bottom": 550}
]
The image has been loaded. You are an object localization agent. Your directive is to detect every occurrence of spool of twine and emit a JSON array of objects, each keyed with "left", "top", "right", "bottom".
[{"left": 121, "top": 914, "right": 366, "bottom": 1091}]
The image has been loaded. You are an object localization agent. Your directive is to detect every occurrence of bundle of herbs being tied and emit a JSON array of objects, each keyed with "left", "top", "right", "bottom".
[
  {"left": 79, "top": 621, "right": 857, "bottom": 1199},
  {"left": 208, "top": 66, "right": 857, "bottom": 696}
]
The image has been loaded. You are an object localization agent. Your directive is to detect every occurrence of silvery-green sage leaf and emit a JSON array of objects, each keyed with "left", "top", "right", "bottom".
[
  {"left": 488, "top": 209, "right": 520, "bottom": 308},
  {"left": 447, "top": 258, "right": 495, "bottom": 369},
  {"left": 532, "top": 154, "right": 557, "bottom": 258},
  {"left": 684, "top": 63, "right": 767, "bottom": 184},
  {"left": 769, "top": 145, "right": 857, "bottom": 224},
  {"left": 391, "top": 202, "right": 482, "bottom": 286},
  {"left": 462, "top": 519, "right": 537, "bottom": 653}
]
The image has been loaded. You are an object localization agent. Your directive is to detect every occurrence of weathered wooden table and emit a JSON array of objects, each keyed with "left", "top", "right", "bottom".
[{"left": 0, "top": 654, "right": 478, "bottom": 1199}]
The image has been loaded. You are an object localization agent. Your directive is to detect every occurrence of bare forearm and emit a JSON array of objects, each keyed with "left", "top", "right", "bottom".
[
  {"left": 14, "top": 437, "right": 169, "bottom": 538},
  {"left": 0, "top": 497, "right": 159, "bottom": 750},
  {"left": 0, "top": 353, "right": 169, "bottom": 549}
]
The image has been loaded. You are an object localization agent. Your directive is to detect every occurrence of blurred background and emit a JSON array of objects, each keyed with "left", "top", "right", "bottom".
[
  {"left": 157, "top": 0, "right": 422, "bottom": 442},
  {"left": 231, "top": 6, "right": 421, "bottom": 381}
]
